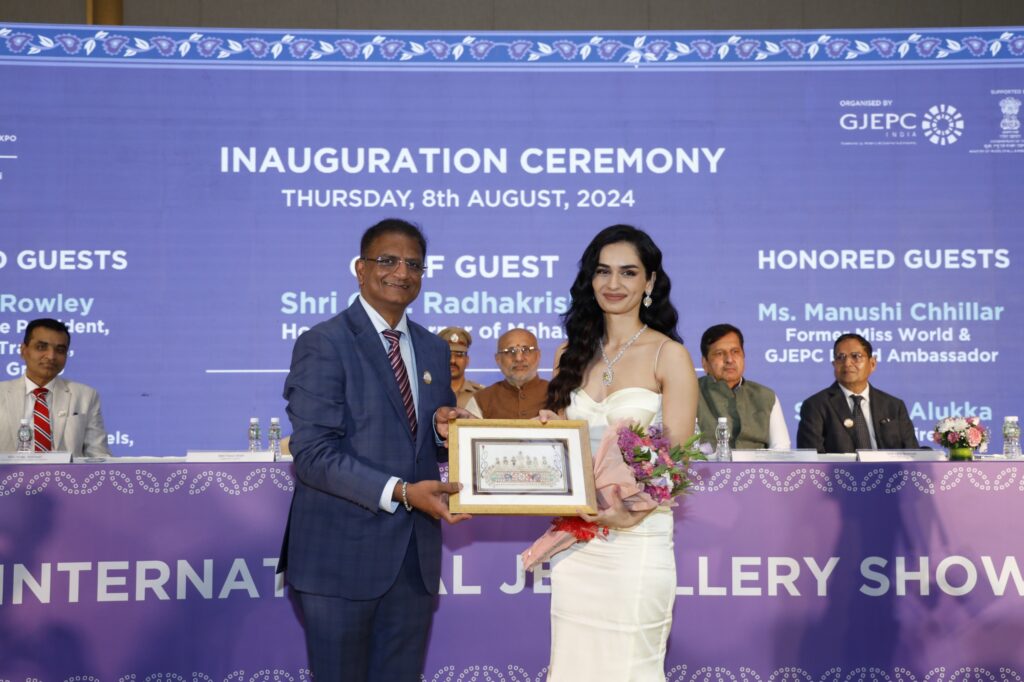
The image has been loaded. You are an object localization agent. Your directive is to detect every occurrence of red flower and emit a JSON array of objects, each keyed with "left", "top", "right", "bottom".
[{"left": 552, "top": 517, "right": 608, "bottom": 543}]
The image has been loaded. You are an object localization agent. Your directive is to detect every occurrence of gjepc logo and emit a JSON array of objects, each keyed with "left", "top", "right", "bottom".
[{"left": 921, "top": 104, "right": 965, "bottom": 145}]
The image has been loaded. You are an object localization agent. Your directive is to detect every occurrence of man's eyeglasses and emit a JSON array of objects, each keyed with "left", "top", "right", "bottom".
[
  {"left": 450, "top": 350, "right": 468, "bottom": 358},
  {"left": 497, "top": 345, "right": 538, "bottom": 357},
  {"left": 360, "top": 255, "right": 425, "bottom": 274},
  {"left": 833, "top": 352, "right": 868, "bottom": 365}
]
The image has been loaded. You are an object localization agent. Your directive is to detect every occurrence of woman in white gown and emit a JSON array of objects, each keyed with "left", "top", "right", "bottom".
[{"left": 540, "top": 225, "right": 698, "bottom": 681}]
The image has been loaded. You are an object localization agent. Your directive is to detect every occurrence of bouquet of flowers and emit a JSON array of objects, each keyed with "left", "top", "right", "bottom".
[
  {"left": 617, "top": 422, "right": 707, "bottom": 504},
  {"left": 932, "top": 416, "right": 990, "bottom": 452},
  {"left": 543, "top": 422, "right": 706, "bottom": 548}
]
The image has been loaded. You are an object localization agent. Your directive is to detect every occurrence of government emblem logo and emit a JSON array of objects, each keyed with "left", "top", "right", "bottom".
[{"left": 999, "top": 97, "right": 1021, "bottom": 132}]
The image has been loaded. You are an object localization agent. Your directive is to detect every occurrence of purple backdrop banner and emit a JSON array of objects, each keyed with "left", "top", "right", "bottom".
[
  {"left": 2, "top": 24, "right": 1024, "bottom": 456},
  {"left": 1, "top": 461, "right": 1023, "bottom": 680}
]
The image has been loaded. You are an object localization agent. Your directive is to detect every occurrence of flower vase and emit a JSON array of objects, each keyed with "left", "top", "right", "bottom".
[{"left": 948, "top": 447, "right": 974, "bottom": 461}]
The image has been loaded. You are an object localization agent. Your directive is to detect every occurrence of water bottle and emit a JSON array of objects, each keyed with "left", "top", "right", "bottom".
[
  {"left": 16, "top": 417, "right": 32, "bottom": 454},
  {"left": 248, "top": 417, "right": 262, "bottom": 452},
  {"left": 693, "top": 418, "right": 702, "bottom": 445},
  {"left": 1003, "top": 416, "right": 1021, "bottom": 458},
  {"left": 268, "top": 417, "right": 282, "bottom": 459},
  {"left": 714, "top": 417, "right": 732, "bottom": 462}
]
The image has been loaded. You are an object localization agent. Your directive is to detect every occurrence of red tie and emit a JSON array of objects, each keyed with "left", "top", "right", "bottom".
[
  {"left": 33, "top": 387, "right": 53, "bottom": 452},
  {"left": 382, "top": 329, "right": 418, "bottom": 437}
]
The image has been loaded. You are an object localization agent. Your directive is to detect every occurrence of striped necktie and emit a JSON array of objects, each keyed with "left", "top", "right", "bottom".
[
  {"left": 851, "top": 394, "right": 872, "bottom": 450},
  {"left": 382, "top": 329, "right": 418, "bottom": 437},
  {"left": 33, "top": 387, "right": 53, "bottom": 452}
]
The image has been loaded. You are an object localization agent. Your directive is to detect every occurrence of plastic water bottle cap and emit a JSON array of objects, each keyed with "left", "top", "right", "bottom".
[
  {"left": 270, "top": 417, "right": 280, "bottom": 424},
  {"left": 718, "top": 417, "right": 728, "bottom": 424},
  {"left": 1006, "top": 416, "right": 1019, "bottom": 422},
  {"left": 19, "top": 418, "right": 28, "bottom": 425},
  {"left": 250, "top": 417, "right": 259, "bottom": 423}
]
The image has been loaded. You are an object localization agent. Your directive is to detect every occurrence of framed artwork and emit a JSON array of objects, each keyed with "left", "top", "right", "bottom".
[{"left": 448, "top": 419, "right": 597, "bottom": 515}]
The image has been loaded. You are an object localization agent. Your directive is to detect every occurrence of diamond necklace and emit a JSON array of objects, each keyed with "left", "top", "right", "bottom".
[{"left": 600, "top": 324, "right": 648, "bottom": 386}]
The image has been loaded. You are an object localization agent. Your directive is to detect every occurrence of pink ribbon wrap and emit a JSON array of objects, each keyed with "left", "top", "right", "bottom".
[{"left": 521, "top": 420, "right": 661, "bottom": 571}]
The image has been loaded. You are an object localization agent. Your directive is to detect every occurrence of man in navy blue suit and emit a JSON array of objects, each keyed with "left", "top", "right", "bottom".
[
  {"left": 279, "top": 218, "right": 471, "bottom": 682},
  {"left": 797, "top": 333, "right": 920, "bottom": 453}
]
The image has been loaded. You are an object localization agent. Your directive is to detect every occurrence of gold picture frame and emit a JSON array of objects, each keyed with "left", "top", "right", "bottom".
[{"left": 448, "top": 419, "right": 597, "bottom": 515}]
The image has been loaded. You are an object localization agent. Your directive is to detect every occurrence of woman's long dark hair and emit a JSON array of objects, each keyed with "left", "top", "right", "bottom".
[{"left": 547, "top": 225, "right": 682, "bottom": 412}]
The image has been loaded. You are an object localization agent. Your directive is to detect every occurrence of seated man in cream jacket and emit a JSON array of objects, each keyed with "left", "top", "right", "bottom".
[{"left": 0, "top": 318, "right": 111, "bottom": 458}]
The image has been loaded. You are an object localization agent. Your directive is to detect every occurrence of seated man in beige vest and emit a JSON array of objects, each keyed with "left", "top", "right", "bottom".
[
  {"left": 466, "top": 328, "right": 548, "bottom": 419},
  {"left": 438, "top": 326, "right": 484, "bottom": 408},
  {"left": 697, "top": 323, "right": 791, "bottom": 450}
]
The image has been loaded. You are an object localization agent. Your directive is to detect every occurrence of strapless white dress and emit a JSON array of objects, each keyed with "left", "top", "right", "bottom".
[{"left": 547, "top": 387, "right": 676, "bottom": 682}]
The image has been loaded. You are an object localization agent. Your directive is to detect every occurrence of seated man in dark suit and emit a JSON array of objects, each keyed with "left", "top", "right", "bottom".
[{"left": 797, "top": 333, "right": 920, "bottom": 453}]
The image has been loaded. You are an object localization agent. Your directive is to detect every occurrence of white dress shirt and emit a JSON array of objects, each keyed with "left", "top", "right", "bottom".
[{"left": 766, "top": 397, "right": 792, "bottom": 450}]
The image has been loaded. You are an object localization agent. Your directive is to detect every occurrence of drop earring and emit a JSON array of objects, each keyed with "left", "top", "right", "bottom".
[{"left": 643, "top": 292, "right": 653, "bottom": 308}]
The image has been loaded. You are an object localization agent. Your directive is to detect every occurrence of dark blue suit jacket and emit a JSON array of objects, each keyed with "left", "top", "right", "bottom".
[
  {"left": 279, "top": 300, "right": 454, "bottom": 599},
  {"left": 796, "top": 381, "right": 920, "bottom": 454}
]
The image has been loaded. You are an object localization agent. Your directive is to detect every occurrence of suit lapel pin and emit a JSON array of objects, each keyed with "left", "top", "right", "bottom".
[
  {"left": 843, "top": 418, "right": 854, "bottom": 429},
  {"left": 423, "top": 370, "right": 432, "bottom": 385}
]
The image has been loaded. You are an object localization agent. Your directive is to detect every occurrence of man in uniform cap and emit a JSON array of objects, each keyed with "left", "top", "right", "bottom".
[{"left": 438, "top": 326, "right": 484, "bottom": 408}]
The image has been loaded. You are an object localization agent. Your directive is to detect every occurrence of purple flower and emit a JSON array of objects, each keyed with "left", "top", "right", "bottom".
[
  {"left": 102, "top": 34, "right": 129, "bottom": 55},
  {"left": 735, "top": 39, "right": 760, "bottom": 60},
  {"left": 469, "top": 40, "right": 495, "bottom": 60},
  {"left": 335, "top": 39, "right": 360, "bottom": 59},
  {"left": 825, "top": 39, "right": 850, "bottom": 59},
  {"left": 916, "top": 37, "right": 941, "bottom": 58},
  {"left": 1008, "top": 36, "right": 1024, "bottom": 56},
  {"left": 646, "top": 40, "right": 670, "bottom": 60},
  {"left": 380, "top": 39, "right": 404, "bottom": 60},
  {"left": 289, "top": 39, "right": 314, "bottom": 59},
  {"left": 553, "top": 40, "right": 577, "bottom": 60},
  {"left": 244, "top": 38, "right": 269, "bottom": 58},
  {"left": 508, "top": 40, "right": 532, "bottom": 60},
  {"left": 55, "top": 34, "right": 82, "bottom": 54},
  {"left": 617, "top": 428, "right": 642, "bottom": 454},
  {"left": 151, "top": 35, "right": 177, "bottom": 57},
  {"left": 598, "top": 40, "right": 624, "bottom": 60},
  {"left": 963, "top": 36, "right": 988, "bottom": 57},
  {"left": 781, "top": 39, "right": 805, "bottom": 59},
  {"left": 196, "top": 37, "right": 223, "bottom": 58},
  {"left": 426, "top": 40, "right": 450, "bottom": 60},
  {"left": 871, "top": 38, "right": 897, "bottom": 58},
  {"left": 5, "top": 33, "right": 33, "bottom": 53},
  {"left": 691, "top": 39, "right": 716, "bottom": 60}
]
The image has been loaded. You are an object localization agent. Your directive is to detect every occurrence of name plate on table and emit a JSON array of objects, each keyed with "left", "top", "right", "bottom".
[
  {"left": 186, "top": 450, "right": 276, "bottom": 463},
  {"left": 731, "top": 449, "right": 854, "bottom": 463},
  {"left": 0, "top": 451, "right": 72, "bottom": 464},
  {"left": 857, "top": 449, "right": 946, "bottom": 462}
]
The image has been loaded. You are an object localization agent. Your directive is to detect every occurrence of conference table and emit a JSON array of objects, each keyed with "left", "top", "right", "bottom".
[{"left": 1, "top": 459, "right": 1021, "bottom": 681}]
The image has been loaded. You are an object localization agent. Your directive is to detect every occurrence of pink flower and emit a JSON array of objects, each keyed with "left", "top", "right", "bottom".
[
  {"left": 967, "top": 427, "right": 982, "bottom": 447},
  {"left": 948, "top": 432, "right": 961, "bottom": 445}
]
